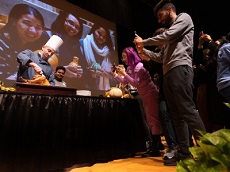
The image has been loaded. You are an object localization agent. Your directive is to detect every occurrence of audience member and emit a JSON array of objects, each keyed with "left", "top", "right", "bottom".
[
  {"left": 137, "top": 27, "right": 178, "bottom": 159},
  {"left": 194, "top": 31, "right": 230, "bottom": 131},
  {"left": 111, "top": 47, "right": 162, "bottom": 157},
  {"left": 17, "top": 35, "right": 63, "bottom": 86},
  {"left": 121, "top": 82, "right": 166, "bottom": 156},
  {"left": 0, "top": 3, "right": 49, "bottom": 86},
  {"left": 133, "top": 0, "right": 206, "bottom": 166},
  {"left": 216, "top": 32, "right": 230, "bottom": 103},
  {"left": 54, "top": 66, "right": 67, "bottom": 87}
]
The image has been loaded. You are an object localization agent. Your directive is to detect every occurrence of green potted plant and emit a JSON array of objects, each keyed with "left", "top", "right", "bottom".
[{"left": 177, "top": 128, "right": 230, "bottom": 172}]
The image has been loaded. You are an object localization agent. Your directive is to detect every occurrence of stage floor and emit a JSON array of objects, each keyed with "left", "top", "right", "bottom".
[{"left": 68, "top": 154, "right": 176, "bottom": 172}]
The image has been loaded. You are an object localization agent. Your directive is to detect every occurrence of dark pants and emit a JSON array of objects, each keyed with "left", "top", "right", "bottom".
[
  {"left": 134, "top": 94, "right": 152, "bottom": 142},
  {"left": 158, "top": 98, "right": 177, "bottom": 149},
  {"left": 219, "top": 85, "right": 230, "bottom": 103},
  {"left": 163, "top": 65, "right": 206, "bottom": 154}
]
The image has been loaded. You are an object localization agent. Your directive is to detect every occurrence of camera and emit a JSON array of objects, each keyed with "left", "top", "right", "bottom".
[{"left": 112, "top": 63, "right": 117, "bottom": 72}]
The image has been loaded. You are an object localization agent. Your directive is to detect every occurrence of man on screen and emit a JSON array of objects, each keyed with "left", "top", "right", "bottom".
[
  {"left": 54, "top": 66, "right": 67, "bottom": 87},
  {"left": 17, "top": 35, "right": 63, "bottom": 86}
]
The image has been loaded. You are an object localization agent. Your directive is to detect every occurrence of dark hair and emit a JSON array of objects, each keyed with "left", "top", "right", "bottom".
[
  {"left": 51, "top": 10, "right": 83, "bottom": 38},
  {"left": 3, "top": 3, "right": 44, "bottom": 31},
  {"left": 55, "top": 66, "right": 66, "bottom": 73},
  {"left": 88, "top": 23, "right": 116, "bottom": 63},
  {"left": 153, "top": 0, "right": 176, "bottom": 16},
  {"left": 152, "top": 27, "right": 167, "bottom": 36},
  {"left": 216, "top": 32, "right": 230, "bottom": 52},
  {"left": 88, "top": 23, "right": 114, "bottom": 51}
]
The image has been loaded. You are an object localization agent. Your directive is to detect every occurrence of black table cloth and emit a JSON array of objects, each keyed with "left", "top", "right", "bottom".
[{"left": 0, "top": 92, "right": 146, "bottom": 172}]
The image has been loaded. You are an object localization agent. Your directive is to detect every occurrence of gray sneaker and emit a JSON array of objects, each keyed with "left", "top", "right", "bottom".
[{"left": 163, "top": 149, "right": 176, "bottom": 160}]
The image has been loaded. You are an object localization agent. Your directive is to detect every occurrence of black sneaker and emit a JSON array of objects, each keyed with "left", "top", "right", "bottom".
[
  {"left": 163, "top": 156, "right": 177, "bottom": 166},
  {"left": 141, "top": 150, "right": 161, "bottom": 157},
  {"left": 174, "top": 151, "right": 192, "bottom": 161}
]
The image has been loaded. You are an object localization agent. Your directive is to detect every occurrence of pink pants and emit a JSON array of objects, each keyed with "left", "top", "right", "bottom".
[{"left": 141, "top": 89, "right": 162, "bottom": 135}]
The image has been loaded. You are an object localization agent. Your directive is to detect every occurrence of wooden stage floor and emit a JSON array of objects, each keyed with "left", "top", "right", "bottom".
[{"left": 67, "top": 152, "right": 176, "bottom": 172}]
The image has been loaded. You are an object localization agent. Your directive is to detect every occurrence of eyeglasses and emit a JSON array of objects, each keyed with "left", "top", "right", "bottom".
[{"left": 65, "top": 20, "right": 80, "bottom": 30}]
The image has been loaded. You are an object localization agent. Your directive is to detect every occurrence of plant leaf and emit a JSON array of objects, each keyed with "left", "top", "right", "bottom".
[
  {"left": 177, "top": 129, "right": 230, "bottom": 172},
  {"left": 177, "top": 160, "right": 190, "bottom": 172},
  {"left": 212, "top": 129, "right": 230, "bottom": 142},
  {"left": 210, "top": 152, "right": 230, "bottom": 169},
  {"left": 189, "top": 147, "right": 205, "bottom": 160},
  {"left": 224, "top": 102, "right": 230, "bottom": 108},
  {"left": 203, "top": 134, "right": 227, "bottom": 152}
]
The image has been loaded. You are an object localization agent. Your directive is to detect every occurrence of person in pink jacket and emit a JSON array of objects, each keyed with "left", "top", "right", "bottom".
[{"left": 111, "top": 46, "right": 162, "bottom": 156}]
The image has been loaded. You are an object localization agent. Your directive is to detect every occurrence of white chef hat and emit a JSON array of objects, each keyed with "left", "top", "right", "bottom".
[{"left": 45, "top": 35, "right": 63, "bottom": 51}]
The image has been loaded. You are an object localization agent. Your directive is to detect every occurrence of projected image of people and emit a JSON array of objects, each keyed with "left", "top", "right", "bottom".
[
  {"left": 0, "top": 0, "right": 119, "bottom": 95},
  {"left": 47, "top": 10, "right": 84, "bottom": 83},
  {"left": 0, "top": 3, "right": 49, "bottom": 87},
  {"left": 80, "top": 23, "right": 117, "bottom": 91}
]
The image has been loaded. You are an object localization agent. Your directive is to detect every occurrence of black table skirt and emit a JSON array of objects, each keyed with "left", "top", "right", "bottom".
[{"left": 0, "top": 92, "right": 146, "bottom": 172}]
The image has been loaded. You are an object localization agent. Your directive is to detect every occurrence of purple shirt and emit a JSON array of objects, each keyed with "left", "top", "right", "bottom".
[{"left": 116, "top": 62, "right": 158, "bottom": 96}]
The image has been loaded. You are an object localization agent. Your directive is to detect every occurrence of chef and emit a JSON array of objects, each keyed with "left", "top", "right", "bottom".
[{"left": 17, "top": 35, "right": 63, "bottom": 86}]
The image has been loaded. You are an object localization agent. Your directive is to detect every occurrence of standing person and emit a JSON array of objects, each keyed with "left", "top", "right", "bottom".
[
  {"left": 133, "top": 0, "right": 206, "bottom": 166},
  {"left": 0, "top": 3, "right": 49, "bottom": 87},
  {"left": 193, "top": 32, "right": 228, "bottom": 131},
  {"left": 216, "top": 32, "right": 230, "bottom": 103},
  {"left": 17, "top": 35, "right": 63, "bottom": 86},
  {"left": 138, "top": 27, "right": 178, "bottom": 159},
  {"left": 122, "top": 83, "right": 166, "bottom": 156},
  {"left": 49, "top": 10, "right": 83, "bottom": 83},
  {"left": 116, "top": 70, "right": 163, "bottom": 155},
  {"left": 54, "top": 66, "right": 67, "bottom": 87},
  {"left": 80, "top": 23, "right": 117, "bottom": 91},
  {"left": 111, "top": 47, "right": 162, "bottom": 157}
]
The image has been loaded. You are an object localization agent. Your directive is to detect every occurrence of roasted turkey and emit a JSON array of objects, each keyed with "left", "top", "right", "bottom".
[{"left": 19, "top": 74, "right": 50, "bottom": 86}]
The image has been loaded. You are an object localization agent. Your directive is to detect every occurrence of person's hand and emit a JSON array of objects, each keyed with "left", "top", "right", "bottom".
[
  {"left": 198, "top": 33, "right": 212, "bottom": 48},
  {"left": 192, "top": 65, "right": 197, "bottom": 70},
  {"left": 95, "top": 68, "right": 104, "bottom": 76},
  {"left": 117, "top": 66, "right": 126, "bottom": 77},
  {"left": 139, "top": 53, "right": 150, "bottom": 61},
  {"left": 153, "top": 73, "right": 159, "bottom": 85},
  {"left": 111, "top": 65, "right": 118, "bottom": 78},
  {"left": 111, "top": 65, "right": 117, "bottom": 73},
  {"left": 133, "top": 35, "right": 144, "bottom": 53},
  {"left": 64, "top": 65, "right": 83, "bottom": 78},
  {"left": 203, "top": 34, "right": 212, "bottom": 42},
  {"left": 87, "top": 67, "right": 101, "bottom": 78},
  {"left": 76, "top": 65, "right": 83, "bottom": 78},
  {"left": 30, "top": 62, "right": 42, "bottom": 74},
  {"left": 198, "top": 35, "right": 205, "bottom": 48},
  {"left": 198, "top": 64, "right": 206, "bottom": 72}
]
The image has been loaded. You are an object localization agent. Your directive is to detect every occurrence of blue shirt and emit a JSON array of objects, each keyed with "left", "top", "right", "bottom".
[
  {"left": 17, "top": 49, "right": 55, "bottom": 86},
  {"left": 217, "top": 43, "right": 230, "bottom": 91}
]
